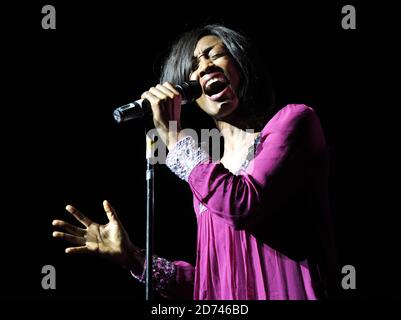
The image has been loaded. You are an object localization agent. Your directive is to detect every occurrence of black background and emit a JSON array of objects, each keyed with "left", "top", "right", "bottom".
[{"left": 1, "top": 0, "right": 399, "bottom": 306}]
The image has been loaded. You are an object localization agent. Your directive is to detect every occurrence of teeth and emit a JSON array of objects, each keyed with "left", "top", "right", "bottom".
[{"left": 206, "top": 77, "right": 225, "bottom": 88}]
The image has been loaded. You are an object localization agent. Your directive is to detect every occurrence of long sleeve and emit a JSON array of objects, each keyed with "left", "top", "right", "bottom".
[
  {"left": 131, "top": 255, "right": 195, "bottom": 299},
  {"left": 166, "top": 104, "right": 327, "bottom": 230}
]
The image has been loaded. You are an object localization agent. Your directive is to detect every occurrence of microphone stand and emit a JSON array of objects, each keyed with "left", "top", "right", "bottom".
[
  {"left": 145, "top": 130, "right": 155, "bottom": 300},
  {"left": 112, "top": 81, "right": 201, "bottom": 300}
]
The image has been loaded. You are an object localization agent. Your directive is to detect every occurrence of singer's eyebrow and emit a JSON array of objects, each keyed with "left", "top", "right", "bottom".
[{"left": 193, "top": 44, "right": 218, "bottom": 60}]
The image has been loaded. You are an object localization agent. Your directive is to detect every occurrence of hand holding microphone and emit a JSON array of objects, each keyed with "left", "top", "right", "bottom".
[
  {"left": 113, "top": 81, "right": 202, "bottom": 149},
  {"left": 113, "top": 81, "right": 201, "bottom": 123}
]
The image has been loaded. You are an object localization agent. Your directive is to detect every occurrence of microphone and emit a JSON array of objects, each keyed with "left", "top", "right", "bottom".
[{"left": 113, "top": 80, "right": 202, "bottom": 123}]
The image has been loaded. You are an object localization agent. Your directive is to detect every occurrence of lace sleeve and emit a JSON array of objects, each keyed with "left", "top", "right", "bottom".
[
  {"left": 165, "top": 136, "right": 209, "bottom": 181},
  {"left": 131, "top": 255, "right": 177, "bottom": 291}
]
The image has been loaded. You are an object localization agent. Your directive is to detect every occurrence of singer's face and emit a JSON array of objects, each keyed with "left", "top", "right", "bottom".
[{"left": 189, "top": 35, "right": 241, "bottom": 120}]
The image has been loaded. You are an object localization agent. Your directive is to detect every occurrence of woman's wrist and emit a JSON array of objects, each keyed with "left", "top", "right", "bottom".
[{"left": 120, "top": 243, "right": 145, "bottom": 272}]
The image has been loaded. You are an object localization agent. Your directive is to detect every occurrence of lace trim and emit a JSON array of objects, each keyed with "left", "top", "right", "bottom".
[
  {"left": 131, "top": 255, "right": 176, "bottom": 291},
  {"left": 166, "top": 136, "right": 209, "bottom": 181}
]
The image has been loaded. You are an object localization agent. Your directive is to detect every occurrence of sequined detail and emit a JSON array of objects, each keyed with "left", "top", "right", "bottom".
[
  {"left": 166, "top": 136, "right": 209, "bottom": 181},
  {"left": 131, "top": 255, "right": 176, "bottom": 291}
]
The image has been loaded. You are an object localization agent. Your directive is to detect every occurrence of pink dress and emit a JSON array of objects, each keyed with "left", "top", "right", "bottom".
[{"left": 134, "top": 104, "right": 334, "bottom": 300}]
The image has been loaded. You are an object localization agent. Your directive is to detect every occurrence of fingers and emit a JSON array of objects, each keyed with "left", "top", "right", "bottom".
[
  {"left": 156, "top": 83, "right": 180, "bottom": 97},
  {"left": 52, "top": 220, "right": 86, "bottom": 236},
  {"left": 141, "top": 83, "right": 181, "bottom": 109},
  {"left": 141, "top": 83, "right": 179, "bottom": 100},
  {"left": 52, "top": 231, "right": 86, "bottom": 246},
  {"left": 103, "top": 200, "right": 120, "bottom": 223},
  {"left": 65, "top": 246, "right": 89, "bottom": 254},
  {"left": 151, "top": 85, "right": 182, "bottom": 106},
  {"left": 141, "top": 91, "right": 162, "bottom": 119},
  {"left": 163, "top": 82, "right": 180, "bottom": 95},
  {"left": 65, "top": 205, "right": 92, "bottom": 227},
  {"left": 142, "top": 89, "right": 170, "bottom": 111}
]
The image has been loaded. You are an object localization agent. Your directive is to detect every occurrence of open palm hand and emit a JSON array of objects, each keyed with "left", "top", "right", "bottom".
[{"left": 52, "top": 200, "right": 135, "bottom": 266}]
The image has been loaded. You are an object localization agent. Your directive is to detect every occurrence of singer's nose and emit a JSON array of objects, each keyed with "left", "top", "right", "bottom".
[{"left": 198, "top": 57, "right": 215, "bottom": 78}]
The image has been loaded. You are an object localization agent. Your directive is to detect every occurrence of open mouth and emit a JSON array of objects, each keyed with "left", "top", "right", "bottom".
[{"left": 204, "top": 74, "right": 230, "bottom": 97}]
